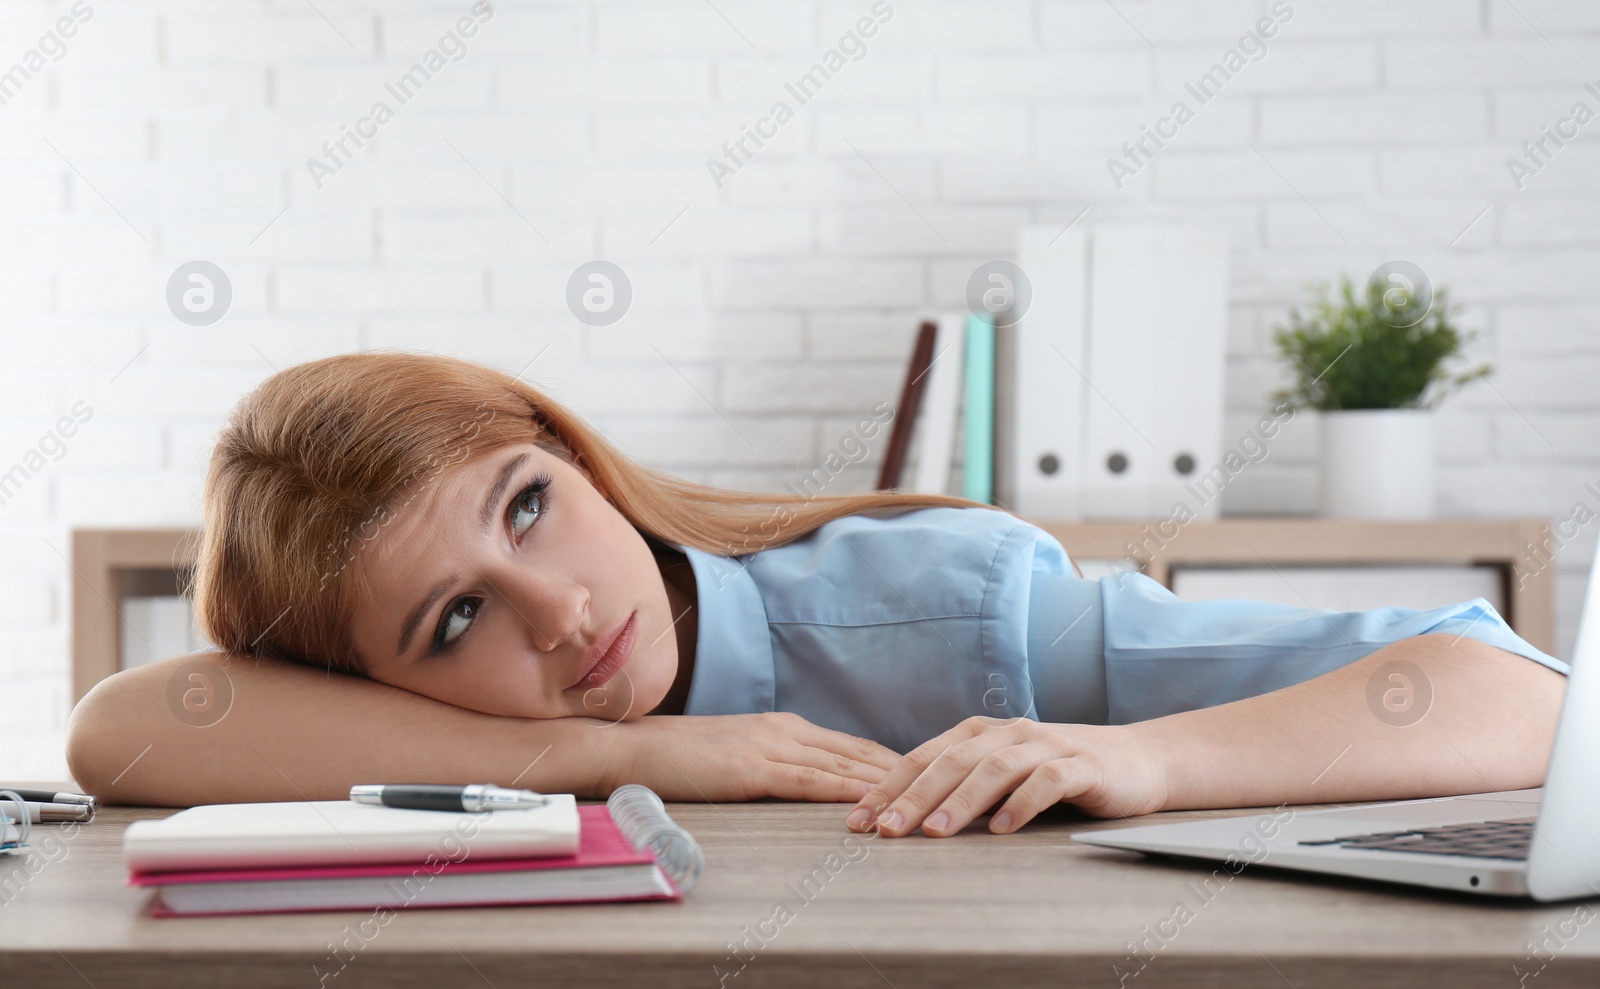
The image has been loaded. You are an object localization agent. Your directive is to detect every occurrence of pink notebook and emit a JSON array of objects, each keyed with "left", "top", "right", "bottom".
[{"left": 128, "top": 805, "right": 682, "bottom": 917}]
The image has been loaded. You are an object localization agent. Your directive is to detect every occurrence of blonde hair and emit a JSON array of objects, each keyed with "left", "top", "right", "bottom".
[{"left": 192, "top": 351, "right": 1074, "bottom": 677}]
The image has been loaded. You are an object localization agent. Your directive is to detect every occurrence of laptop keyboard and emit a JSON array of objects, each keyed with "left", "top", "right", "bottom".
[{"left": 1296, "top": 817, "right": 1534, "bottom": 860}]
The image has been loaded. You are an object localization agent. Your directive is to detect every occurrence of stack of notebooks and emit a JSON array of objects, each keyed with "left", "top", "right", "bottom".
[{"left": 123, "top": 788, "right": 700, "bottom": 917}]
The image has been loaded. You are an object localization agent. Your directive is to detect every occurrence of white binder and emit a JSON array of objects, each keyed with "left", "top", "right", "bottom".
[
  {"left": 1008, "top": 223, "right": 1229, "bottom": 521},
  {"left": 1013, "top": 226, "right": 1090, "bottom": 520}
]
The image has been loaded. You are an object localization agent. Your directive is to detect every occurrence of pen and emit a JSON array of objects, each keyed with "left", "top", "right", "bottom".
[
  {"left": 0, "top": 788, "right": 95, "bottom": 808},
  {"left": 0, "top": 801, "right": 95, "bottom": 824},
  {"left": 349, "top": 784, "right": 552, "bottom": 812}
]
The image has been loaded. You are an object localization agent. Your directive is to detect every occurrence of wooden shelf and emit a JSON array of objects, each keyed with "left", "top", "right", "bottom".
[
  {"left": 69, "top": 517, "right": 1557, "bottom": 705},
  {"left": 70, "top": 528, "right": 200, "bottom": 705},
  {"left": 1032, "top": 516, "right": 1554, "bottom": 655}
]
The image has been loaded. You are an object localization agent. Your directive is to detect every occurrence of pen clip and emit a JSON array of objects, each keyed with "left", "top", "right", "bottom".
[{"left": 475, "top": 785, "right": 550, "bottom": 811}]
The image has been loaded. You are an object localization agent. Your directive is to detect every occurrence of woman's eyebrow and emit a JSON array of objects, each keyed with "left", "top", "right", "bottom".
[
  {"left": 479, "top": 453, "right": 531, "bottom": 535},
  {"left": 398, "top": 571, "right": 459, "bottom": 657}
]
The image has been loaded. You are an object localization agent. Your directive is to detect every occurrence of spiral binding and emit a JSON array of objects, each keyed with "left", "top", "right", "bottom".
[
  {"left": 0, "top": 789, "right": 31, "bottom": 854},
  {"left": 606, "top": 784, "right": 704, "bottom": 893}
]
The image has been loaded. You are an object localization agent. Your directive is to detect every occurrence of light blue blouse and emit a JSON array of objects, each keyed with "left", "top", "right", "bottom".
[{"left": 662, "top": 506, "right": 1569, "bottom": 754}]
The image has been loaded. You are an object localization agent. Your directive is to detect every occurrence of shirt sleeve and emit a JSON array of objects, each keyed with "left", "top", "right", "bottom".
[{"left": 1027, "top": 567, "right": 1569, "bottom": 727}]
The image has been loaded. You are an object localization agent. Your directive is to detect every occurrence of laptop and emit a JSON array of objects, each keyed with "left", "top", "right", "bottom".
[{"left": 1069, "top": 546, "right": 1600, "bottom": 901}]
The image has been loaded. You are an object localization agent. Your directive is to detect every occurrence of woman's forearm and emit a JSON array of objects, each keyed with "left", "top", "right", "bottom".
[
  {"left": 1137, "top": 632, "right": 1568, "bottom": 810},
  {"left": 66, "top": 651, "right": 617, "bottom": 807}
]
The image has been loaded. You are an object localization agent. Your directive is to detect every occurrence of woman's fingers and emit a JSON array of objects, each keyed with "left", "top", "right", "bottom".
[
  {"left": 805, "top": 750, "right": 891, "bottom": 786},
  {"left": 840, "top": 720, "right": 1169, "bottom": 835},
  {"left": 867, "top": 737, "right": 1050, "bottom": 837},
  {"left": 894, "top": 754, "right": 1103, "bottom": 836},
  {"left": 767, "top": 710, "right": 902, "bottom": 773},
  {"left": 923, "top": 747, "right": 1087, "bottom": 836},
  {"left": 851, "top": 743, "right": 904, "bottom": 773},
  {"left": 766, "top": 731, "right": 893, "bottom": 790},
  {"left": 847, "top": 718, "right": 1014, "bottom": 831},
  {"left": 796, "top": 719, "right": 903, "bottom": 772},
  {"left": 988, "top": 758, "right": 1098, "bottom": 833},
  {"left": 766, "top": 761, "right": 875, "bottom": 803},
  {"left": 743, "top": 712, "right": 894, "bottom": 801},
  {"left": 844, "top": 716, "right": 1043, "bottom": 832}
]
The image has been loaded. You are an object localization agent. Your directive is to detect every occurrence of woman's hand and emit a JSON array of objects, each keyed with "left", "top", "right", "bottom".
[
  {"left": 600, "top": 711, "right": 903, "bottom": 803},
  {"left": 844, "top": 716, "right": 1171, "bottom": 837}
]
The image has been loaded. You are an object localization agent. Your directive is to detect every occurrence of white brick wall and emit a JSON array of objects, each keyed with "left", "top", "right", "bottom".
[{"left": 4, "top": 0, "right": 1599, "bottom": 778}]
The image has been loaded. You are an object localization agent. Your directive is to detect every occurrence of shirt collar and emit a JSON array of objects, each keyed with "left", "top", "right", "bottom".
[{"left": 658, "top": 539, "right": 775, "bottom": 716}]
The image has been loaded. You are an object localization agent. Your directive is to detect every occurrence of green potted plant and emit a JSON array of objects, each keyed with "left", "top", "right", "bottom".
[{"left": 1270, "top": 271, "right": 1493, "bottom": 518}]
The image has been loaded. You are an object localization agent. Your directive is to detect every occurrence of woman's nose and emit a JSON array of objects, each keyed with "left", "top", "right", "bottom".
[{"left": 494, "top": 568, "right": 589, "bottom": 652}]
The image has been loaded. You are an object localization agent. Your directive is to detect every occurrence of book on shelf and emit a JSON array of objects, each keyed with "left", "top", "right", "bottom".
[
  {"left": 961, "top": 311, "right": 996, "bottom": 505},
  {"left": 876, "top": 319, "right": 937, "bottom": 491}
]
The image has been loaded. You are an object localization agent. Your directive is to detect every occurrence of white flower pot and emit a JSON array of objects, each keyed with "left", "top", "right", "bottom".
[{"left": 1318, "top": 409, "right": 1434, "bottom": 519}]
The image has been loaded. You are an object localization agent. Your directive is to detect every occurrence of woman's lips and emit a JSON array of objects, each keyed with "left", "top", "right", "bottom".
[{"left": 573, "top": 612, "right": 636, "bottom": 689}]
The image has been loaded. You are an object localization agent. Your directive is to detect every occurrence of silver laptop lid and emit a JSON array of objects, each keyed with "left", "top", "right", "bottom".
[{"left": 1526, "top": 541, "right": 1600, "bottom": 900}]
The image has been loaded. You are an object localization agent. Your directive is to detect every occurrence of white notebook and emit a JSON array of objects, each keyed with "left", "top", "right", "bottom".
[{"left": 123, "top": 795, "right": 580, "bottom": 873}]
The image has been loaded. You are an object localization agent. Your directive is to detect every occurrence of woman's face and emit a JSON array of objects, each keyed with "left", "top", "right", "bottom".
[{"left": 347, "top": 442, "right": 681, "bottom": 721}]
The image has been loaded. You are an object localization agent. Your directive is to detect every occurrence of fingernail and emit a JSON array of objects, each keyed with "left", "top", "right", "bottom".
[
  {"left": 880, "top": 808, "right": 903, "bottom": 831},
  {"left": 846, "top": 806, "right": 870, "bottom": 830},
  {"left": 992, "top": 811, "right": 1013, "bottom": 833},
  {"left": 925, "top": 810, "right": 949, "bottom": 833}
]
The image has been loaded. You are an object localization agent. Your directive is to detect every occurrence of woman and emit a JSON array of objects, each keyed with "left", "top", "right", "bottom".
[{"left": 66, "top": 353, "right": 1570, "bottom": 839}]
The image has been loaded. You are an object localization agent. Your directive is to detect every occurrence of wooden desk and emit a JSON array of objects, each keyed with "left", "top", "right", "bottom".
[{"left": 3, "top": 781, "right": 1596, "bottom": 988}]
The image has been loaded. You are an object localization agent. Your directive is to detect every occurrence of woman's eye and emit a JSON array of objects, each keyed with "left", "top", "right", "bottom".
[
  {"left": 510, "top": 480, "right": 548, "bottom": 539},
  {"left": 435, "top": 597, "right": 479, "bottom": 652}
]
